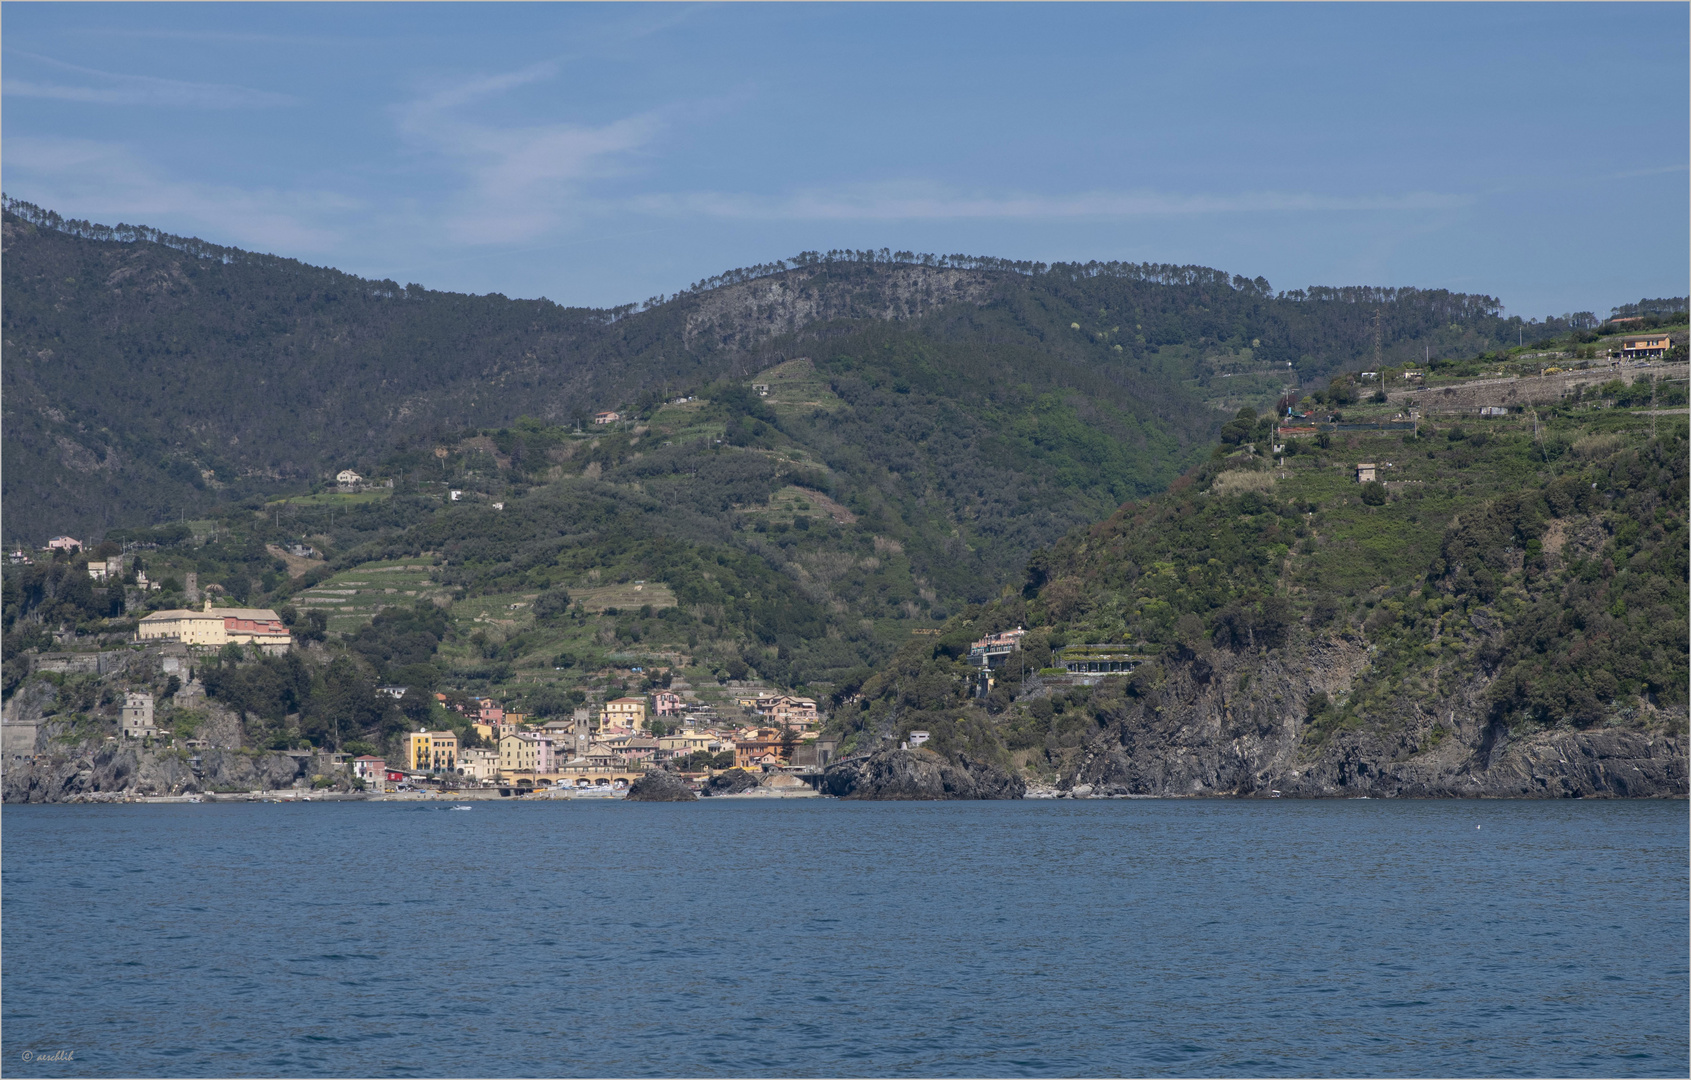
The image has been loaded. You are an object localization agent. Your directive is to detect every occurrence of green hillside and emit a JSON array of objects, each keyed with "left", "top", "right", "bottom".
[
  {"left": 5, "top": 197, "right": 1557, "bottom": 545},
  {"left": 836, "top": 320, "right": 1689, "bottom": 796},
  {"left": 4, "top": 199, "right": 1681, "bottom": 781}
]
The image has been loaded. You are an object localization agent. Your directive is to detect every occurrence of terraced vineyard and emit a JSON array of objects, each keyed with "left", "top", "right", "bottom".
[{"left": 291, "top": 562, "right": 448, "bottom": 634}]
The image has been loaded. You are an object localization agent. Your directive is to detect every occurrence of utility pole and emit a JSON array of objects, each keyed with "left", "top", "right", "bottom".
[{"left": 1372, "top": 309, "right": 1382, "bottom": 371}]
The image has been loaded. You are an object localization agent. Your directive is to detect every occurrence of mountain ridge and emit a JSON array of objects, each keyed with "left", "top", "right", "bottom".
[{"left": 4, "top": 197, "right": 1554, "bottom": 543}]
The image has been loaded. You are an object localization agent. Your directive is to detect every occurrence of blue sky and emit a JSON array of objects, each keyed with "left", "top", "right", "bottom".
[{"left": 4, "top": 3, "right": 1686, "bottom": 316}]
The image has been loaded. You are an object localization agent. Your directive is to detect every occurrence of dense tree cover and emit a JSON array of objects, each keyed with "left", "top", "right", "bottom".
[
  {"left": 5, "top": 201, "right": 1530, "bottom": 542},
  {"left": 834, "top": 385, "right": 1688, "bottom": 771}
]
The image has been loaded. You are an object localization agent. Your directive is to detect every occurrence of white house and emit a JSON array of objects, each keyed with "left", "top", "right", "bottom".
[{"left": 336, "top": 469, "right": 364, "bottom": 485}]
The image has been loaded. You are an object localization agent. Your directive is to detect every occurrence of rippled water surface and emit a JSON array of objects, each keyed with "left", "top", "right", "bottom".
[{"left": 3, "top": 799, "right": 1686, "bottom": 1077}]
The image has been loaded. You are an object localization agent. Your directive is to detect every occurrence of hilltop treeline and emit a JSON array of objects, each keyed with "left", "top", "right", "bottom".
[{"left": 6, "top": 201, "right": 1547, "bottom": 542}]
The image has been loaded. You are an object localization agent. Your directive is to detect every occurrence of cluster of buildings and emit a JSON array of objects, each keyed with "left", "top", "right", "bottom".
[{"left": 365, "top": 690, "right": 832, "bottom": 791}]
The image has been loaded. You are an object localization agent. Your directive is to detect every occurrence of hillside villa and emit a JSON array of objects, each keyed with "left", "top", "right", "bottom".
[
  {"left": 969, "top": 627, "right": 1027, "bottom": 669},
  {"left": 736, "top": 693, "right": 821, "bottom": 729},
  {"left": 137, "top": 601, "right": 291, "bottom": 653},
  {"left": 1619, "top": 333, "right": 1673, "bottom": 359}
]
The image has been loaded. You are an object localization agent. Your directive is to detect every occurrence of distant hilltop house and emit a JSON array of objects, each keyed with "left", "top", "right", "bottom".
[
  {"left": 336, "top": 469, "right": 364, "bottom": 485},
  {"left": 969, "top": 627, "right": 1027, "bottom": 669},
  {"left": 86, "top": 555, "right": 126, "bottom": 582},
  {"left": 1619, "top": 333, "right": 1672, "bottom": 359},
  {"left": 1355, "top": 463, "right": 1378, "bottom": 484},
  {"left": 136, "top": 600, "right": 291, "bottom": 653},
  {"left": 751, "top": 383, "right": 770, "bottom": 396},
  {"left": 45, "top": 535, "right": 82, "bottom": 553},
  {"left": 593, "top": 410, "right": 621, "bottom": 424}
]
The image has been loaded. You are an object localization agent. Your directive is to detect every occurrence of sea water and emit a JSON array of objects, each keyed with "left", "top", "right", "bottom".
[{"left": 3, "top": 799, "right": 1685, "bottom": 1078}]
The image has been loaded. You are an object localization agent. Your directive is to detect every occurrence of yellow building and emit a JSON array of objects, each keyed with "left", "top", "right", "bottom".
[
  {"left": 403, "top": 730, "right": 459, "bottom": 772},
  {"left": 136, "top": 609, "right": 227, "bottom": 646},
  {"left": 658, "top": 732, "right": 716, "bottom": 756},
  {"left": 136, "top": 601, "right": 291, "bottom": 653},
  {"left": 602, "top": 697, "right": 647, "bottom": 730}
]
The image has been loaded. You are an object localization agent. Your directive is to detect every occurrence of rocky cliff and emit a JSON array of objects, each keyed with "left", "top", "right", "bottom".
[
  {"left": 1, "top": 739, "right": 342, "bottom": 803},
  {"left": 823, "top": 747, "right": 1026, "bottom": 800},
  {"left": 1059, "top": 640, "right": 1685, "bottom": 798}
]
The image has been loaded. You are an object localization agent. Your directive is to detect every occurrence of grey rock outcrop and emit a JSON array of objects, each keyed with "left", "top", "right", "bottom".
[
  {"left": 683, "top": 265, "right": 995, "bottom": 352},
  {"left": 625, "top": 768, "right": 698, "bottom": 802},
  {"left": 2, "top": 741, "right": 318, "bottom": 803},
  {"left": 700, "top": 768, "right": 762, "bottom": 796},
  {"left": 823, "top": 747, "right": 1025, "bottom": 800},
  {"left": 1059, "top": 638, "right": 1687, "bottom": 799}
]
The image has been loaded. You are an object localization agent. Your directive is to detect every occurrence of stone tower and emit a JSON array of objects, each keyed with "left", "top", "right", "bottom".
[
  {"left": 121, "top": 692, "right": 156, "bottom": 738},
  {"left": 572, "top": 708, "right": 592, "bottom": 759}
]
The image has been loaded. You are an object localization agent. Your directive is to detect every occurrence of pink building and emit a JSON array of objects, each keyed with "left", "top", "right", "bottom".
[
  {"left": 652, "top": 691, "right": 683, "bottom": 717},
  {"left": 522, "top": 734, "right": 556, "bottom": 772},
  {"left": 478, "top": 699, "right": 505, "bottom": 723},
  {"left": 45, "top": 536, "right": 82, "bottom": 553}
]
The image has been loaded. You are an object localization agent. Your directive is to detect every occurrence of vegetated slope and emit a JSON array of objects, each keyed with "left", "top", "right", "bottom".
[
  {"left": 837, "top": 358, "right": 1689, "bottom": 798},
  {"left": 4, "top": 197, "right": 1550, "bottom": 543}
]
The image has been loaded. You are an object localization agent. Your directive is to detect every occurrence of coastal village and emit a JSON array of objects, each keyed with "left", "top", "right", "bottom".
[
  {"left": 2, "top": 547, "right": 851, "bottom": 798},
  {"left": 4, "top": 340, "right": 1685, "bottom": 802}
]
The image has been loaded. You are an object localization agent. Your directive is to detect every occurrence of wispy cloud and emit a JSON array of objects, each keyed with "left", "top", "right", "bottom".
[
  {"left": 394, "top": 61, "right": 664, "bottom": 244},
  {"left": 631, "top": 181, "right": 1474, "bottom": 222},
  {"left": 2, "top": 53, "right": 297, "bottom": 109},
  {"left": 4, "top": 137, "right": 352, "bottom": 253}
]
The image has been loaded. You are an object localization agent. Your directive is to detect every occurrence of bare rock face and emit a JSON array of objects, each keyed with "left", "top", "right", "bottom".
[
  {"left": 2, "top": 742, "right": 315, "bottom": 803},
  {"left": 625, "top": 768, "right": 698, "bottom": 802},
  {"left": 1060, "top": 641, "right": 1688, "bottom": 799},
  {"left": 682, "top": 265, "right": 997, "bottom": 352},
  {"left": 3, "top": 678, "right": 58, "bottom": 725},
  {"left": 823, "top": 747, "right": 1024, "bottom": 800},
  {"left": 700, "top": 768, "right": 762, "bottom": 796}
]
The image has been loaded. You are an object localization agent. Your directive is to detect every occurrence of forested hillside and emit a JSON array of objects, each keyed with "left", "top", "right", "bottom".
[
  {"left": 4, "top": 197, "right": 1555, "bottom": 544},
  {"left": 2, "top": 198, "right": 1683, "bottom": 788},
  {"left": 836, "top": 333, "right": 1688, "bottom": 797}
]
